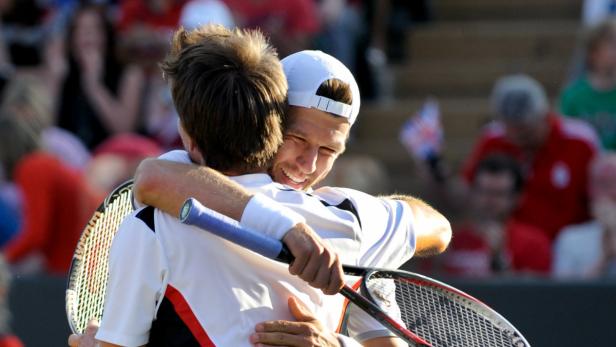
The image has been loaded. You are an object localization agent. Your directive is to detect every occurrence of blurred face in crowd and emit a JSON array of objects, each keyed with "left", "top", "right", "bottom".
[
  {"left": 72, "top": 9, "right": 106, "bottom": 53},
  {"left": 590, "top": 156, "right": 616, "bottom": 229},
  {"left": 503, "top": 117, "right": 549, "bottom": 152},
  {"left": 471, "top": 170, "right": 518, "bottom": 221},
  {"left": 270, "top": 107, "right": 349, "bottom": 190},
  {"left": 590, "top": 34, "right": 616, "bottom": 75}
]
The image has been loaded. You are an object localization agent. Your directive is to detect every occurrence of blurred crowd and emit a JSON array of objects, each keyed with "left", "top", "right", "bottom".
[
  {"left": 0, "top": 0, "right": 613, "bottom": 320},
  {"left": 406, "top": 9, "right": 616, "bottom": 282},
  {"left": 0, "top": 0, "right": 612, "bottom": 344}
]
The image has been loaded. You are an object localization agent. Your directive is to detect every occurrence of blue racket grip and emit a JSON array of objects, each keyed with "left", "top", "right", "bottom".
[{"left": 179, "top": 198, "right": 294, "bottom": 263}]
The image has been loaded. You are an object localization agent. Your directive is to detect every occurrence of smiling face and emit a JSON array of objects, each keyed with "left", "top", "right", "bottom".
[{"left": 269, "top": 106, "right": 350, "bottom": 190}]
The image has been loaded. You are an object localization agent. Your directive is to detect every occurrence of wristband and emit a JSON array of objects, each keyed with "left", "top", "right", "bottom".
[
  {"left": 336, "top": 334, "right": 363, "bottom": 347},
  {"left": 240, "top": 193, "right": 306, "bottom": 240}
]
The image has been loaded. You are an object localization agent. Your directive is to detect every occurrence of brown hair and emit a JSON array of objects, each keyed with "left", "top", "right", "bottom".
[
  {"left": 585, "top": 18, "right": 616, "bottom": 69},
  {"left": 316, "top": 78, "right": 353, "bottom": 106},
  {"left": 160, "top": 24, "right": 287, "bottom": 172}
]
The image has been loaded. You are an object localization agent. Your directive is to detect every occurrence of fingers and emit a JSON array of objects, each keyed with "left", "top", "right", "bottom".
[
  {"left": 287, "top": 242, "right": 312, "bottom": 277},
  {"left": 250, "top": 331, "right": 306, "bottom": 346},
  {"left": 85, "top": 319, "right": 100, "bottom": 335},
  {"left": 287, "top": 297, "right": 315, "bottom": 322},
  {"left": 252, "top": 320, "right": 313, "bottom": 347},
  {"left": 68, "top": 320, "right": 100, "bottom": 347},
  {"left": 283, "top": 224, "right": 344, "bottom": 295},
  {"left": 67, "top": 334, "right": 81, "bottom": 347},
  {"left": 323, "top": 256, "right": 344, "bottom": 295}
]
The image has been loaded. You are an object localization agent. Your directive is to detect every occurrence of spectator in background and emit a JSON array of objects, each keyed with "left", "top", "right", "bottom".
[
  {"left": 0, "top": 115, "right": 101, "bottom": 275},
  {"left": 140, "top": 0, "right": 235, "bottom": 150},
  {"left": 57, "top": 4, "right": 144, "bottom": 149},
  {"left": 560, "top": 19, "right": 616, "bottom": 150},
  {"left": 553, "top": 153, "right": 616, "bottom": 279},
  {"left": 460, "top": 75, "right": 599, "bottom": 241},
  {"left": 441, "top": 155, "right": 551, "bottom": 277},
  {"left": 86, "top": 134, "right": 162, "bottom": 193},
  {"left": 117, "top": 0, "right": 185, "bottom": 33},
  {"left": 418, "top": 75, "right": 599, "bottom": 244},
  {"left": 1, "top": 76, "right": 90, "bottom": 171},
  {"left": 315, "top": 0, "right": 362, "bottom": 72},
  {"left": 115, "top": 0, "right": 185, "bottom": 68},
  {"left": 222, "top": 0, "right": 320, "bottom": 57}
]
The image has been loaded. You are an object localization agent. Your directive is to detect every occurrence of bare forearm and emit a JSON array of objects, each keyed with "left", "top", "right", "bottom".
[
  {"left": 388, "top": 195, "right": 451, "bottom": 257},
  {"left": 83, "top": 68, "right": 142, "bottom": 133},
  {"left": 133, "top": 158, "right": 251, "bottom": 219}
]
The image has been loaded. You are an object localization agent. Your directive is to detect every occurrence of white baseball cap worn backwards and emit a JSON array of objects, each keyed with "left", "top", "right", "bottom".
[{"left": 281, "top": 50, "right": 361, "bottom": 125}]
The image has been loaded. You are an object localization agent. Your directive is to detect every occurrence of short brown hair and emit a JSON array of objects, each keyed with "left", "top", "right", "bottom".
[
  {"left": 160, "top": 25, "right": 287, "bottom": 172},
  {"left": 316, "top": 78, "right": 353, "bottom": 106}
]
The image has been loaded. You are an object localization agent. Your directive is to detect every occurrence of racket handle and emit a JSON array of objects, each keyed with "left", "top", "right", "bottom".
[{"left": 180, "top": 198, "right": 294, "bottom": 263}]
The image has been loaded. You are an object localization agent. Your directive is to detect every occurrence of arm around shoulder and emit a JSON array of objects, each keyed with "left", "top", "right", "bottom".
[{"left": 133, "top": 158, "right": 250, "bottom": 219}]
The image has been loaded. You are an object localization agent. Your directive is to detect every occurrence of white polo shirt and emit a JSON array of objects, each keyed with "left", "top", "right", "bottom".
[{"left": 97, "top": 151, "right": 417, "bottom": 346}]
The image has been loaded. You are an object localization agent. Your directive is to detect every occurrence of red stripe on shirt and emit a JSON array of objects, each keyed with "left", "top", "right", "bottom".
[
  {"left": 336, "top": 279, "right": 363, "bottom": 333},
  {"left": 165, "top": 285, "right": 216, "bottom": 346}
]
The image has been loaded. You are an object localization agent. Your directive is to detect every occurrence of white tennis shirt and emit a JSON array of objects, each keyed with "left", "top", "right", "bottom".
[{"left": 97, "top": 151, "right": 417, "bottom": 346}]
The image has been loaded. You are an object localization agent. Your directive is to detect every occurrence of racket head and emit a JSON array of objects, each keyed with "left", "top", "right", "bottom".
[
  {"left": 360, "top": 269, "right": 530, "bottom": 347},
  {"left": 65, "top": 180, "right": 135, "bottom": 334}
]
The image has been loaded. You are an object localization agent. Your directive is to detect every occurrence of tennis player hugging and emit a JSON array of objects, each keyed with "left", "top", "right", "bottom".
[{"left": 69, "top": 24, "right": 451, "bottom": 347}]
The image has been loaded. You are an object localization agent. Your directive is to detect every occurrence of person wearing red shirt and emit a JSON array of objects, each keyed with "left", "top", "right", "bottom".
[
  {"left": 223, "top": 0, "right": 320, "bottom": 56},
  {"left": 0, "top": 116, "right": 101, "bottom": 275},
  {"left": 462, "top": 74, "right": 599, "bottom": 241},
  {"left": 442, "top": 155, "right": 551, "bottom": 277},
  {"left": 117, "top": 0, "right": 186, "bottom": 33}
]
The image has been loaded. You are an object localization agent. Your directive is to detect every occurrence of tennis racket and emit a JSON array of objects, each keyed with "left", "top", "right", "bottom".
[
  {"left": 65, "top": 180, "right": 135, "bottom": 334},
  {"left": 180, "top": 197, "right": 530, "bottom": 347}
]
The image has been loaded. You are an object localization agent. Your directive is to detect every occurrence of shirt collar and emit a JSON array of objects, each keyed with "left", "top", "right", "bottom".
[{"left": 228, "top": 173, "right": 274, "bottom": 187}]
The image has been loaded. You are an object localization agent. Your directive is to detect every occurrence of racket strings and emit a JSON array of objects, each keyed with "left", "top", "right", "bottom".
[
  {"left": 67, "top": 189, "right": 133, "bottom": 333},
  {"left": 366, "top": 273, "right": 517, "bottom": 347}
]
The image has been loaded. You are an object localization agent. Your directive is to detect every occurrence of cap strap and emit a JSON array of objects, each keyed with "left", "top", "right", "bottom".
[{"left": 288, "top": 92, "right": 352, "bottom": 118}]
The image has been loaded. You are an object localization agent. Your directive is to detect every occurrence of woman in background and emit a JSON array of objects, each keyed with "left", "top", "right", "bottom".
[{"left": 57, "top": 4, "right": 144, "bottom": 149}]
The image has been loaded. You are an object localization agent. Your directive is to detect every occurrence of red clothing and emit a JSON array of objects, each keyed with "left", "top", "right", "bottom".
[
  {"left": 223, "top": 0, "right": 320, "bottom": 36},
  {"left": 0, "top": 335, "right": 23, "bottom": 347},
  {"left": 117, "top": 0, "right": 186, "bottom": 32},
  {"left": 462, "top": 114, "right": 598, "bottom": 240},
  {"left": 442, "top": 220, "right": 552, "bottom": 277},
  {"left": 3, "top": 152, "right": 101, "bottom": 275}
]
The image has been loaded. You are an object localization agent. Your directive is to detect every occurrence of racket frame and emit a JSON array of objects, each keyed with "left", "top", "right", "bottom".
[
  {"left": 360, "top": 269, "right": 531, "bottom": 347},
  {"left": 65, "top": 180, "right": 135, "bottom": 334}
]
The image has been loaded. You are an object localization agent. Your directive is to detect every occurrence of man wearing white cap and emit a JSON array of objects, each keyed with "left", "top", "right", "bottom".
[{"left": 70, "top": 45, "right": 449, "bottom": 347}]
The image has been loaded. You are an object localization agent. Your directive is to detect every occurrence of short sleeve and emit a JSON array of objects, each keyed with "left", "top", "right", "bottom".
[
  {"left": 96, "top": 209, "right": 168, "bottom": 346},
  {"left": 315, "top": 187, "right": 417, "bottom": 269}
]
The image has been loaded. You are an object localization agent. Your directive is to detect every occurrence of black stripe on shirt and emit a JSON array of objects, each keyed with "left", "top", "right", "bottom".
[
  {"left": 148, "top": 297, "right": 200, "bottom": 346},
  {"left": 319, "top": 198, "right": 362, "bottom": 229},
  {"left": 136, "top": 206, "right": 156, "bottom": 233}
]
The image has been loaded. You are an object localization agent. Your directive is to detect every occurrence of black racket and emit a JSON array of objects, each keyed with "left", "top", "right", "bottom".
[
  {"left": 65, "top": 180, "right": 135, "bottom": 334},
  {"left": 180, "top": 197, "right": 530, "bottom": 347}
]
